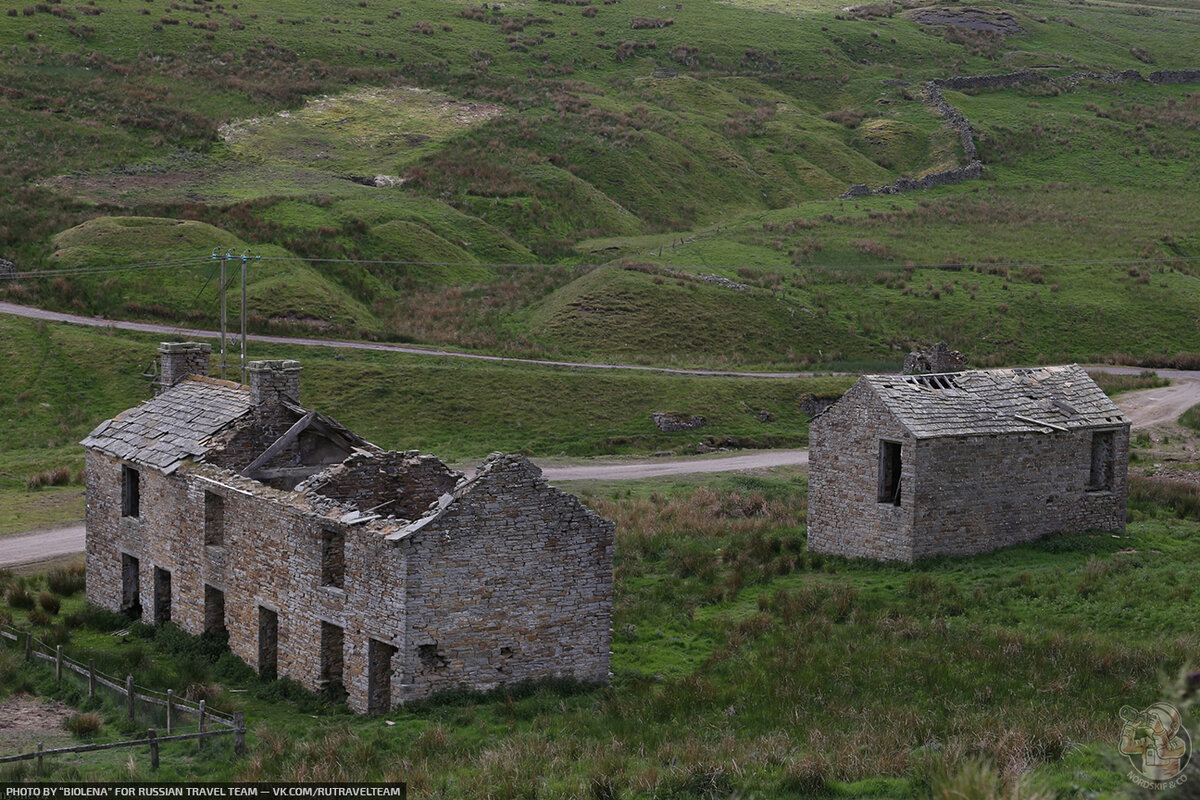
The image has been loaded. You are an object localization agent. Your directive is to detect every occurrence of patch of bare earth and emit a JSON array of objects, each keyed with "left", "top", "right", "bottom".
[
  {"left": 0, "top": 695, "right": 75, "bottom": 750},
  {"left": 907, "top": 6, "right": 1024, "bottom": 32},
  {"left": 42, "top": 172, "right": 210, "bottom": 207}
]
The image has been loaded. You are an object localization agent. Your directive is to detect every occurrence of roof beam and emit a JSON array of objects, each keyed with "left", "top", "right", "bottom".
[
  {"left": 241, "top": 410, "right": 317, "bottom": 477},
  {"left": 247, "top": 465, "right": 326, "bottom": 481}
]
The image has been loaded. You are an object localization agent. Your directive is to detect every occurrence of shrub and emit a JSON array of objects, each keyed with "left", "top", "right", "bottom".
[
  {"left": 6, "top": 585, "right": 34, "bottom": 610},
  {"left": 64, "top": 604, "right": 129, "bottom": 632},
  {"left": 37, "top": 592, "right": 60, "bottom": 615},
  {"left": 47, "top": 565, "right": 85, "bottom": 597},
  {"left": 65, "top": 712, "right": 102, "bottom": 737},
  {"left": 28, "top": 608, "right": 50, "bottom": 627},
  {"left": 1180, "top": 404, "right": 1200, "bottom": 431}
]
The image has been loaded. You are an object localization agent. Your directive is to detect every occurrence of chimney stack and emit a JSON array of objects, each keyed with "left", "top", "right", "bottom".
[
  {"left": 248, "top": 360, "right": 302, "bottom": 411},
  {"left": 157, "top": 342, "right": 211, "bottom": 394}
]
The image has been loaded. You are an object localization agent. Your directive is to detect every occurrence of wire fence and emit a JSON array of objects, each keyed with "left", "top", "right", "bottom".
[{"left": 0, "top": 623, "right": 244, "bottom": 773}]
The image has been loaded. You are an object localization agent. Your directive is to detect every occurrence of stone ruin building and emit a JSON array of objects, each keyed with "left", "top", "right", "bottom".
[
  {"left": 82, "top": 342, "right": 614, "bottom": 713},
  {"left": 902, "top": 341, "right": 968, "bottom": 376},
  {"left": 807, "top": 365, "right": 1129, "bottom": 562}
]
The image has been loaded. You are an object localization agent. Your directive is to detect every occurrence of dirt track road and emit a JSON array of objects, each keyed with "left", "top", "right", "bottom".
[
  {"left": 0, "top": 525, "right": 86, "bottom": 569},
  {"left": 1091, "top": 367, "right": 1200, "bottom": 428}
]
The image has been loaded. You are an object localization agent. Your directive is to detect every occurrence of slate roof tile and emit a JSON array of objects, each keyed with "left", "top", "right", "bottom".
[
  {"left": 864, "top": 364, "right": 1129, "bottom": 439},
  {"left": 80, "top": 376, "right": 252, "bottom": 471}
]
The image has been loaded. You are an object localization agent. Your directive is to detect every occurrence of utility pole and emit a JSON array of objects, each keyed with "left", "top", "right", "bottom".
[
  {"left": 240, "top": 251, "right": 250, "bottom": 384},
  {"left": 214, "top": 248, "right": 258, "bottom": 383}
]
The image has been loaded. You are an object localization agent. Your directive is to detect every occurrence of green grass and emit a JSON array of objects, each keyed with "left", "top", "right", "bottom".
[
  {"left": 0, "top": 486, "right": 84, "bottom": 537},
  {"left": 2, "top": 472, "right": 1198, "bottom": 794},
  {"left": 1181, "top": 404, "right": 1200, "bottom": 431}
]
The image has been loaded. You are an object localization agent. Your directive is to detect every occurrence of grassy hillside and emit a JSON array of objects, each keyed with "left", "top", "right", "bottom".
[{"left": 3, "top": 0, "right": 1200, "bottom": 367}]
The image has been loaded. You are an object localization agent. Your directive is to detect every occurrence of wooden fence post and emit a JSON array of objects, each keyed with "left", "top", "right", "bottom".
[
  {"left": 24, "top": 632, "right": 32, "bottom": 662},
  {"left": 233, "top": 712, "right": 245, "bottom": 756},
  {"left": 148, "top": 729, "right": 159, "bottom": 769},
  {"left": 55, "top": 645, "right": 63, "bottom": 682},
  {"left": 36, "top": 742, "right": 43, "bottom": 775},
  {"left": 126, "top": 675, "right": 135, "bottom": 721},
  {"left": 166, "top": 690, "right": 173, "bottom": 735},
  {"left": 88, "top": 660, "right": 96, "bottom": 699},
  {"left": 197, "top": 700, "right": 206, "bottom": 749}
]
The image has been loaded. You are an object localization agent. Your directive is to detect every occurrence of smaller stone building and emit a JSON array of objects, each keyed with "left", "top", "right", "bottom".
[
  {"left": 82, "top": 343, "right": 613, "bottom": 713},
  {"left": 807, "top": 365, "right": 1129, "bottom": 562}
]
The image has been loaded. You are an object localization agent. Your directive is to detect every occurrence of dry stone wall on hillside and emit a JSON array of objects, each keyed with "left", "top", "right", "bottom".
[{"left": 841, "top": 67, "right": 1200, "bottom": 199}]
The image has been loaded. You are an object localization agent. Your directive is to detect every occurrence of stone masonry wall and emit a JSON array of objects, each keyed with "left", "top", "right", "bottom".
[
  {"left": 910, "top": 427, "right": 1128, "bottom": 559},
  {"left": 400, "top": 454, "right": 614, "bottom": 699},
  {"left": 805, "top": 385, "right": 1130, "bottom": 563},
  {"left": 86, "top": 449, "right": 613, "bottom": 713},
  {"left": 299, "top": 452, "right": 460, "bottom": 520},
  {"left": 807, "top": 382, "right": 916, "bottom": 561}
]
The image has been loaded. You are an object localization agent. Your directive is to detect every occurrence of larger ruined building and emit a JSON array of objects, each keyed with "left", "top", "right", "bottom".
[
  {"left": 807, "top": 365, "right": 1130, "bottom": 562},
  {"left": 82, "top": 342, "right": 614, "bottom": 713}
]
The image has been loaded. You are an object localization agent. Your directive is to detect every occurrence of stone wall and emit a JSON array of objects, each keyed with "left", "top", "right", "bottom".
[
  {"left": 85, "top": 448, "right": 613, "bottom": 713},
  {"left": 157, "top": 343, "right": 211, "bottom": 393},
  {"left": 1150, "top": 69, "right": 1200, "bottom": 84},
  {"left": 807, "top": 382, "right": 916, "bottom": 561},
  {"left": 298, "top": 452, "right": 460, "bottom": 520},
  {"left": 910, "top": 427, "right": 1128, "bottom": 558},
  {"left": 399, "top": 454, "right": 614, "bottom": 698},
  {"left": 841, "top": 66, "right": 1200, "bottom": 200},
  {"left": 902, "top": 342, "right": 967, "bottom": 374},
  {"left": 652, "top": 412, "right": 707, "bottom": 432}
]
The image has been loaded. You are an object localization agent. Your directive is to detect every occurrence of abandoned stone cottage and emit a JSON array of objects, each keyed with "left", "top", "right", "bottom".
[
  {"left": 807, "top": 365, "right": 1129, "bottom": 562},
  {"left": 82, "top": 342, "right": 614, "bottom": 713}
]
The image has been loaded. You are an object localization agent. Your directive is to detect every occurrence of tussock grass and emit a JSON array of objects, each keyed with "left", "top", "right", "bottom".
[{"left": 1087, "top": 370, "right": 1168, "bottom": 397}]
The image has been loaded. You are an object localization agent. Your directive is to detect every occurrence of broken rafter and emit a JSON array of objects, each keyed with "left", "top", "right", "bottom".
[
  {"left": 241, "top": 411, "right": 316, "bottom": 477},
  {"left": 251, "top": 465, "right": 326, "bottom": 480},
  {"left": 1012, "top": 413, "right": 1068, "bottom": 432}
]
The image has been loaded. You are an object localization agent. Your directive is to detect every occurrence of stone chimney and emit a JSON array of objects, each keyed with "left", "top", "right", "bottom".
[
  {"left": 248, "top": 360, "right": 302, "bottom": 411},
  {"left": 157, "top": 342, "right": 211, "bottom": 394}
]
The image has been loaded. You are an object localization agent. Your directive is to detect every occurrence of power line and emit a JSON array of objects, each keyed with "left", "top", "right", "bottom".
[
  {"left": 250, "top": 253, "right": 1200, "bottom": 272},
  {"left": 7, "top": 257, "right": 213, "bottom": 280},
  {"left": 4, "top": 250, "right": 1198, "bottom": 280}
]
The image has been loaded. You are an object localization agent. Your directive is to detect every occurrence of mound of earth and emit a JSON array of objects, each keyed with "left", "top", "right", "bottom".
[{"left": 907, "top": 6, "right": 1023, "bottom": 33}]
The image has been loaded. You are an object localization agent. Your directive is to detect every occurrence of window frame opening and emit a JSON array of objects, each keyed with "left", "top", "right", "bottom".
[
  {"left": 320, "top": 529, "right": 345, "bottom": 589},
  {"left": 204, "top": 491, "right": 225, "bottom": 546},
  {"left": 258, "top": 606, "right": 279, "bottom": 679},
  {"left": 1088, "top": 430, "right": 1116, "bottom": 492},
  {"left": 120, "top": 553, "right": 141, "bottom": 619},
  {"left": 121, "top": 465, "right": 140, "bottom": 519},
  {"left": 204, "top": 584, "right": 226, "bottom": 636},
  {"left": 877, "top": 440, "right": 903, "bottom": 507},
  {"left": 152, "top": 566, "right": 171, "bottom": 625}
]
